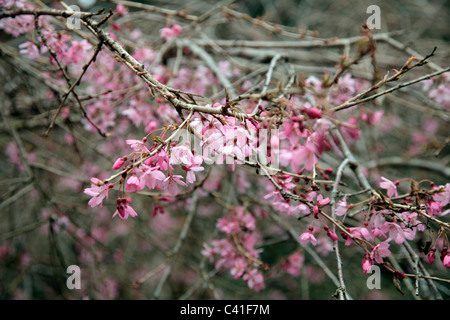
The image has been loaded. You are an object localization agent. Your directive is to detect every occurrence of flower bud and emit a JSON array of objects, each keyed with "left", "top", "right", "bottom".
[
  {"left": 428, "top": 247, "right": 436, "bottom": 264},
  {"left": 304, "top": 107, "right": 322, "bottom": 119},
  {"left": 362, "top": 253, "right": 373, "bottom": 274},
  {"left": 324, "top": 226, "right": 338, "bottom": 241},
  {"left": 443, "top": 254, "right": 450, "bottom": 268},
  {"left": 112, "top": 157, "right": 126, "bottom": 170}
]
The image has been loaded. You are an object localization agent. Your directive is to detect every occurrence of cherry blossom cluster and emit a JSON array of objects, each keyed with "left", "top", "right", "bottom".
[
  {"left": 201, "top": 206, "right": 265, "bottom": 291},
  {"left": 2, "top": 0, "right": 449, "bottom": 297}
]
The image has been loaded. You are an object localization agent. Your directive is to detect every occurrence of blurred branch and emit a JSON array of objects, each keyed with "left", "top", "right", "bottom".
[
  {"left": 365, "top": 157, "right": 450, "bottom": 178},
  {"left": 152, "top": 191, "right": 199, "bottom": 299}
]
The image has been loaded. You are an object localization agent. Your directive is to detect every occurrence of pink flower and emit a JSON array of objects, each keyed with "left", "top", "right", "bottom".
[
  {"left": 299, "top": 227, "right": 317, "bottom": 246},
  {"left": 162, "top": 173, "right": 187, "bottom": 195},
  {"left": 429, "top": 83, "right": 450, "bottom": 108},
  {"left": 112, "top": 198, "right": 138, "bottom": 220},
  {"left": 159, "top": 24, "right": 183, "bottom": 41},
  {"left": 344, "top": 227, "right": 362, "bottom": 246},
  {"left": 112, "top": 157, "right": 126, "bottom": 170},
  {"left": 125, "top": 174, "right": 141, "bottom": 192},
  {"left": 370, "top": 241, "right": 391, "bottom": 264},
  {"left": 433, "top": 183, "right": 450, "bottom": 207},
  {"left": 427, "top": 201, "right": 443, "bottom": 217},
  {"left": 115, "top": 3, "right": 128, "bottom": 16},
  {"left": 317, "top": 194, "right": 330, "bottom": 207},
  {"left": 230, "top": 258, "right": 247, "bottom": 279},
  {"left": 182, "top": 154, "right": 204, "bottom": 184},
  {"left": 443, "top": 254, "right": 450, "bottom": 268},
  {"left": 139, "top": 166, "right": 166, "bottom": 190},
  {"left": 126, "top": 139, "right": 149, "bottom": 153},
  {"left": 335, "top": 197, "right": 348, "bottom": 217},
  {"left": 379, "top": 176, "right": 398, "bottom": 198},
  {"left": 201, "top": 243, "right": 215, "bottom": 263},
  {"left": 216, "top": 218, "right": 241, "bottom": 235},
  {"left": 359, "top": 224, "right": 374, "bottom": 242},
  {"left": 147, "top": 150, "right": 171, "bottom": 171},
  {"left": 312, "top": 194, "right": 330, "bottom": 218},
  {"left": 298, "top": 203, "right": 310, "bottom": 215},
  {"left": 362, "top": 253, "right": 374, "bottom": 274},
  {"left": 19, "top": 41, "right": 40, "bottom": 59},
  {"left": 84, "top": 178, "right": 111, "bottom": 208},
  {"left": 303, "top": 107, "right": 322, "bottom": 119},
  {"left": 243, "top": 269, "right": 265, "bottom": 291},
  {"left": 428, "top": 247, "right": 436, "bottom": 264},
  {"left": 290, "top": 140, "right": 317, "bottom": 172},
  {"left": 382, "top": 222, "right": 406, "bottom": 244},
  {"left": 324, "top": 226, "right": 338, "bottom": 241},
  {"left": 237, "top": 211, "right": 256, "bottom": 231},
  {"left": 282, "top": 252, "right": 304, "bottom": 277}
]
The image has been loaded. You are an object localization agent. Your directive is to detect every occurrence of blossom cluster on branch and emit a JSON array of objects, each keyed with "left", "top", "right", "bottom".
[{"left": 0, "top": 0, "right": 449, "bottom": 299}]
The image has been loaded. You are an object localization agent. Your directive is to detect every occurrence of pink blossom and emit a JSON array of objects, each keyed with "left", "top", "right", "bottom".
[
  {"left": 282, "top": 252, "right": 304, "bottom": 277},
  {"left": 433, "top": 183, "right": 450, "bottom": 207},
  {"left": 428, "top": 247, "right": 436, "bottom": 264},
  {"left": 230, "top": 258, "right": 247, "bottom": 279},
  {"left": 427, "top": 201, "right": 443, "bottom": 217},
  {"left": 112, "top": 157, "right": 126, "bottom": 170},
  {"left": 290, "top": 140, "right": 317, "bottom": 172},
  {"left": 0, "top": 15, "right": 34, "bottom": 37},
  {"left": 303, "top": 107, "right": 322, "bottom": 119},
  {"left": 237, "top": 211, "right": 256, "bottom": 231},
  {"left": 65, "top": 39, "right": 92, "bottom": 64},
  {"left": 162, "top": 173, "right": 187, "bottom": 195},
  {"left": 159, "top": 24, "right": 183, "bottom": 41},
  {"left": 324, "top": 226, "right": 338, "bottom": 241},
  {"left": 243, "top": 269, "right": 265, "bottom": 291},
  {"left": 312, "top": 194, "right": 330, "bottom": 218},
  {"left": 126, "top": 139, "right": 149, "bottom": 153},
  {"left": 115, "top": 3, "right": 129, "bottom": 16},
  {"left": 317, "top": 194, "right": 330, "bottom": 207},
  {"left": 217, "top": 218, "right": 241, "bottom": 235},
  {"left": 341, "top": 117, "right": 361, "bottom": 141},
  {"left": 361, "top": 111, "right": 383, "bottom": 126},
  {"left": 201, "top": 243, "right": 215, "bottom": 263},
  {"left": 147, "top": 150, "right": 171, "bottom": 171},
  {"left": 344, "top": 227, "right": 362, "bottom": 246},
  {"left": 178, "top": 152, "right": 204, "bottom": 184},
  {"left": 370, "top": 241, "right": 391, "bottom": 264},
  {"left": 362, "top": 253, "right": 374, "bottom": 274},
  {"left": 18, "top": 41, "right": 40, "bottom": 59},
  {"left": 125, "top": 175, "right": 141, "bottom": 192},
  {"left": 335, "top": 197, "right": 348, "bottom": 217},
  {"left": 298, "top": 203, "right": 310, "bottom": 215},
  {"left": 382, "top": 222, "right": 406, "bottom": 244},
  {"left": 359, "top": 224, "right": 374, "bottom": 242},
  {"left": 299, "top": 227, "right": 317, "bottom": 246},
  {"left": 112, "top": 198, "right": 138, "bottom": 220},
  {"left": 443, "top": 254, "right": 450, "bottom": 268},
  {"left": 84, "top": 178, "right": 111, "bottom": 208},
  {"left": 139, "top": 166, "right": 166, "bottom": 190},
  {"left": 429, "top": 83, "right": 450, "bottom": 108},
  {"left": 5, "top": 141, "right": 36, "bottom": 171},
  {"left": 379, "top": 176, "right": 398, "bottom": 198}
]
